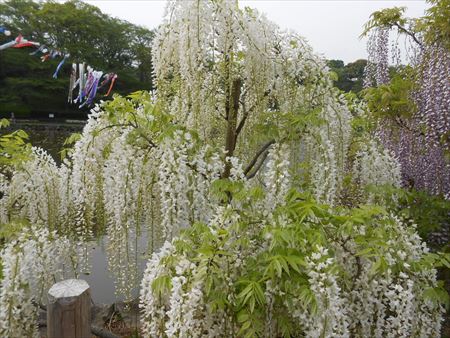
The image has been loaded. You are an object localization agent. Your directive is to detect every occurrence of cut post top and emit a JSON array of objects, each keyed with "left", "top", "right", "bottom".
[{"left": 48, "top": 279, "right": 90, "bottom": 299}]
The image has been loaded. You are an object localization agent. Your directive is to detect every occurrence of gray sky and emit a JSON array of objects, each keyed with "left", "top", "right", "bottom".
[{"left": 84, "top": 0, "right": 428, "bottom": 63}]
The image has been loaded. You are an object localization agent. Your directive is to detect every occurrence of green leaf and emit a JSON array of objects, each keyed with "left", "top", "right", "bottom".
[
  {"left": 63, "top": 132, "right": 81, "bottom": 146},
  {"left": 286, "top": 255, "right": 304, "bottom": 273},
  {"left": 237, "top": 280, "right": 265, "bottom": 313},
  {"left": 423, "top": 285, "right": 450, "bottom": 309},
  {"left": 16, "top": 130, "right": 29, "bottom": 139},
  {"left": 355, "top": 247, "right": 374, "bottom": 257},
  {"left": 151, "top": 275, "right": 172, "bottom": 297},
  {"left": 329, "top": 71, "right": 339, "bottom": 82},
  {"left": 0, "top": 118, "right": 10, "bottom": 128}
]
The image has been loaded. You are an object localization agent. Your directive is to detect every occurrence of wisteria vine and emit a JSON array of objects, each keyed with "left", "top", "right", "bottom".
[{"left": 363, "top": 6, "right": 450, "bottom": 198}]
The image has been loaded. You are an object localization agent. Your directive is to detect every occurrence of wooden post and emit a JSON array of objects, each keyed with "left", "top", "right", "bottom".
[{"left": 47, "top": 279, "right": 91, "bottom": 338}]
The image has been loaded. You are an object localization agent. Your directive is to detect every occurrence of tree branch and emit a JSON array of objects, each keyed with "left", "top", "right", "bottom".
[
  {"left": 186, "top": 162, "right": 208, "bottom": 180},
  {"left": 235, "top": 108, "right": 249, "bottom": 137},
  {"left": 243, "top": 139, "right": 275, "bottom": 178},
  {"left": 236, "top": 90, "right": 270, "bottom": 138},
  {"left": 394, "top": 23, "right": 423, "bottom": 47},
  {"left": 96, "top": 122, "right": 157, "bottom": 149},
  {"left": 246, "top": 149, "right": 270, "bottom": 179}
]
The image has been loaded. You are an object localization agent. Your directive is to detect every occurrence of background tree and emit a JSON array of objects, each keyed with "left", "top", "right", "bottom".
[
  {"left": 129, "top": 25, "right": 155, "bottom": 83},
  {"left": 0, "top": 0, "right": 155, "bottom": 117},
  {"left": 327, "top": 59, "right": 367, "bottom": 93}
]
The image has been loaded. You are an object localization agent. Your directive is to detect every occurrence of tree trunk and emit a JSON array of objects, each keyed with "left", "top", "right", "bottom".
[{"left": 223, "top": 78, "right": 242, "bottom": 178}]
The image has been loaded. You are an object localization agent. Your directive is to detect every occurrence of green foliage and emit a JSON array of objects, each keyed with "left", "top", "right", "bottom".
[
  {"left": 0, "top": 220, "right": 29, "bottom": 246},
  {"left": 361, "top": 1, "right": 449, "bottom": 50},
  {"left": 367, "top": 185, "right": 450, "bottom": 247},
  {"left": 363, "top": 71, "right": 417, "bottom": 120},
  {"left": 327, "top": 59, "right": 367, "bottom": 93},
  {"left": 60, "top": 132, "right": 81, "bottom": 160},
  {"left": 418, "top": 0, "right": 450, "bottom": 49},
  {"left": 327, "top": 59, "right": 344, "bottom": 69},
  {"left": 361, "top": 7, "right": 407, "bottom": 37},
  {"left": 152, "top": 274, "right": 172, "bottom": 298},
  {"left": 0, "top": 121, "right": 31, "bottom": 171},
  {"left": 0, "top": 119, "right": 10, "bottom": 128},
  {"left": 101, "top": 91, "right": 185, "bottom": 148},
  {"left": 423, "top": 280, "right": 450, "bottom": 309}
]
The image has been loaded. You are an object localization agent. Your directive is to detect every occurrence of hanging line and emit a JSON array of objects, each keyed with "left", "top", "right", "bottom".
[
  {"left": 41, "top": 49, "right": 62, "bottom": 62},
  {"left": 53, "top": 53, "right": 70, "bottom": 79},
  {"left": 48, "top": 49, "right": 61, "bottom": 59},
  {"left": 68, "top": 63, "right": 77, "bottom": 103},
  {"left": 77, "top": 66, "right": 92, "bottom": 103},
  {"left": 0, "top": 40, "right": 17, "bottom": 51},
  {"left": 0, "top": 27, "right": 11, "bottom": 36},
  {"left": 81, "top": 70, "right": 97, "bottom": 105},
  {"left": 30, "top": 44, "right": 47, "bottom": 55},
  {"left": 72, "top": 77, "right": 80, "bottom": 93},
  {"left": 86, "top": 71, "right": 103, "bottom": 106},
  {"left": 98, "top": 73, "right": 114, "bottom": 90},
  {"left": 13, "top": 40, "right": 40, "bottom": 48},
  {"left": 11, "top": 34, "right": 40, "bottom": 48},
  {"left": 0, "top": 34, "right": 39, "bottom": 51},
  {"left": 97, "top": 72, "right": 118, "bottom": 97},
  {"left": 79, "top": 63, "right": 86, "bottom": 102},
  {"left": 104, "top": 74, "right": 117, "bottom": 96},
  {"left": 41, "top": 53, "right": 50, "bottom": 62},
  {"left": 0, "top": 30, "right": 117, "bottom": 107},
  {"left": 74, "top": 63, "right": 86, "bottom": 103},
  {"left": 80, "top": 71, "right": 102, "bottom": 108},
  {"left": 82, "top": 68, "right": 95, "bottom": 100}
]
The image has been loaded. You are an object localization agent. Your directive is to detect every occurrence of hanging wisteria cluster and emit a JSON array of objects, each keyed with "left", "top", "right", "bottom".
[
  {"left": 352, "top": 140, "right": 402, "bottom": 203},
  {"left": 364, "top": 27, "right": 391, "bottom": 87},
  {"left": 152, "top": 0, "right": 355, "bottom": 206},
  {"left": 0, "top": 147, "right": 69, "bottom": 230},
  {"left": 0, "top": 173, "right": 10, "bottom": 225},
  {"left": 262, "top": 143, "right": 291, "bottom": 213},
  {"left": 336, "top": 213, "right": 444, "bottom": 337},
  {"left": 363, "top": 7, "right": 450, "bottom": 198},
  {"left": 0, "top": 226, "right": 74, "bottom": 337}
]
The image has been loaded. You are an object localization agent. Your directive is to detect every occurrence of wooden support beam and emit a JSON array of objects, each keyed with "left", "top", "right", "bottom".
[{"left": 47, "top": 279, "right": 91, "bottom": 338}]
